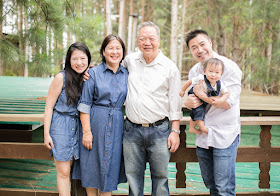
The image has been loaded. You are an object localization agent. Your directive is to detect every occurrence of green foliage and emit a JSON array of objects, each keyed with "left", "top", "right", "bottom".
[{"left": 0, "top": 0, "right": 279, "bottom": 95}]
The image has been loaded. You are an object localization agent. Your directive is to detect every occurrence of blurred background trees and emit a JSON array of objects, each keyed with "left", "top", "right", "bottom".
[{"left": 0, "top": 0, "right": 279, "bottom": 95}]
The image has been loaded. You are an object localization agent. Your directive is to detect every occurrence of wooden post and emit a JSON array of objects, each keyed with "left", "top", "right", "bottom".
[
  {"left": 258, "top": 125, "right": 272, "bottom": 189},
  {"left": 71, "top": 179, "right": 86, "bottom": 196},
  {"left": 176, "top": 124, "right": 187, "bottom": 188}
]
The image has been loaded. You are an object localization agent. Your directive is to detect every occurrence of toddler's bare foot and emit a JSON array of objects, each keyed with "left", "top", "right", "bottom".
[{"left": 189, "top": 127, "right": 202, "bottom": 134}]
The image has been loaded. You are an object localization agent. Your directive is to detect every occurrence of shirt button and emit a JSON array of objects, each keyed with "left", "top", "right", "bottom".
[
  {"left": 72, "top": 118, "right": 74, "bottom": 120},
  {"left": 72, "top": 138, "right": 74, "bottom": 140},
  {"left": 72, "top": 128, "right": 74, "bottom": 130}
]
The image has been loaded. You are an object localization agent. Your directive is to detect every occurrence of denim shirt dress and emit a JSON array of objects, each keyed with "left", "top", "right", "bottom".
[
  {"left": 72, "top": 63, "right": 128, "bottom": 192},
  {"left": 49, "top": 70, "right": 79, "bottom": 161}
]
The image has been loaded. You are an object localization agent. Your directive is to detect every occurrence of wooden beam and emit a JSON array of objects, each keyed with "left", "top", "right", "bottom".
[
  {"left": 170, "top": 146, "right": 280, "bottom": 163},
  {"left": 1, "top": 142, "right": 279, "bottom": 162},
  {"left": 0, "top": 142, "right": 52, "bottom": 160},
  {"left": 180, "top": 116, "right": 280, "bottom": 125},
  {"left": 0, "top": 114, "right": 44, "bottom": 122},
  {"left": 0, "top": 188, "right": 58, "bottom": 196},
  {"left": 1, "top": 114, "right": 280, "bottom": 126},
  {"left": 0, "top": 188, "right": 279, "bottom": 196},
  {"left": 0, "top": 129, "right": 32, "bottom": 142}
]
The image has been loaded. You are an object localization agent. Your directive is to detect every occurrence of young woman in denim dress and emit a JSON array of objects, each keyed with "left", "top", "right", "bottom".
[
  {"left": 72, "top": 34, "right": 128, "bottom": 196},
  {"left": 44, "top": 42, "right": 91, "bottom": 196}
]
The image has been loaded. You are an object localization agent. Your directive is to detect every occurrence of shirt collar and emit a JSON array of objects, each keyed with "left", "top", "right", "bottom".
[
  {"left": 101, "top": 62, "right": 124, "bottom": 73},
  {"left": 137, "top": 50, "right": 164, "bottom": 66}
]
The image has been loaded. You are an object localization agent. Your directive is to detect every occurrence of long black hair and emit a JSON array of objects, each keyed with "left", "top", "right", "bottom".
[{"left": 64, "top": 42, "right": 91, "bottom": 106}]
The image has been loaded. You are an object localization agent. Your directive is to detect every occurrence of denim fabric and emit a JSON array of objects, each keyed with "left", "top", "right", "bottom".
[
  {"left": 123, "top": 119, "right": 171, "bottom": 196},
  {"left": 72, "top": 63, "right": 128, "bottom": 192},
  {"left": 50, "top": 70, "right": 80, "bottom": 161},
  {"left": 189, "top": 104, "right": 206, "bottom": 121},
  {"left": 196, "top": 135, "right": 239, "bottom": 196},
  {"left": 53, "top": 70, "right": 79, "bottom": 116}
]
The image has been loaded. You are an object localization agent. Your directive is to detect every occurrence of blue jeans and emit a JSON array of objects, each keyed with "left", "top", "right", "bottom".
[
  {"left": 123, "top": 119, "right": 171, "bottom": 196},
  {"left": 196, "top": 135, "right": 239, "bottom": 196}
]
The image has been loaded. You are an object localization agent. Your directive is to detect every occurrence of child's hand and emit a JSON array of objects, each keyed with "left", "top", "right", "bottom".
[{"left": 179, "top": 90, "right": 185, "bottom": 97}]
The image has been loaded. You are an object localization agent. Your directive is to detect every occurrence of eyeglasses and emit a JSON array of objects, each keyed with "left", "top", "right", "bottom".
[{"left": 138, "top": 37, "right": 157, "bottom": 42}]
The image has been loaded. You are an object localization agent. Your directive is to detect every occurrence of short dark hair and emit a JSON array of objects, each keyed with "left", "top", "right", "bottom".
[
  {"left": 203, "top": 58, "right": 225, "bottom": 73},
  {"left": 100, "top": 34, "right": 126, "bottom": 63},
  {"left": 185, "top": 30, "right": 209, "bottom": 49}
]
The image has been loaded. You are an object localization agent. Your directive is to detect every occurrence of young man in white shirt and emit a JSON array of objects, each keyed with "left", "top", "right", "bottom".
[{"left": 184, "top": 30, "right": 242, "bottom": 196}]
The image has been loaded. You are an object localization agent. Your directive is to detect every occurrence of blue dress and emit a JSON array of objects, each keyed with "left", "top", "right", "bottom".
[
  {"left": 49, "top": 70, "right": 79, "bottom": 161},
  {"left": 73, "top": 63, "right": 128, "bottom": 192}
]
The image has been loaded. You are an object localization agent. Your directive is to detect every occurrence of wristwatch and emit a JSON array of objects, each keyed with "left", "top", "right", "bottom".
[{"left": 171, "top": 129, "right": 180, "bottom": 134}]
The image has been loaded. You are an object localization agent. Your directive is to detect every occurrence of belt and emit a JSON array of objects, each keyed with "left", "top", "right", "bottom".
[{"left": 126, "top": 117, "right": 169, "bottom": 127}]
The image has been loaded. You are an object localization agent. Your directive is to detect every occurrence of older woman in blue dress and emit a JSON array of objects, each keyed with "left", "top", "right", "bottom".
[{"left": 73, "top": 34, "right": 127, "bottom": 196}]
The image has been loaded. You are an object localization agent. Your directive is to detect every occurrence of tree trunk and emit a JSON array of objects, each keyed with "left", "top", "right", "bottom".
[
  {"left": 106, "top": 0, "right": 112, "bottom": 35},
  {"left": 216, "top": 0, "right": 226, "bottom": 56},
  {"left": 118, "top": 0, "right": 125, "bottom": 40},
  {"left": 18, "top": 2, "right": 24, "bottom": 76},
  {"left": 0, "top": 0, "right": 3, "bottom": 76},
  {"left": 24, "top": 6, "right": 29, "bottom": 77},
  {"left": 143, "top": 1, "right": 153, "bottom": 22},
  {"left": 141, "top": 0, "right": 145, "bottom": 23},
  {"left": 170, "top": 0, "right": 178, "bottom": 64},
  {"left": 127, "top": 0, "right": 133, "bottom": 54},
  {"left": 231, "top": 14, "right": 242, "bottom": 67},
  {"left": 178, "top": 0, "right": 187, "bottom": 75},
  {"left": 266, "top": 23, "right": 272, "bottom": 84},
  {"left": 131, "top": 15, "right": 138, "bottom": 52}
]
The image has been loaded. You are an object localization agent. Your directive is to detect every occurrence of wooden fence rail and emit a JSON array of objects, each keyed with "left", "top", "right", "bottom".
[{"left": 0, "top": 115, "right": 280, "bottom": 195}]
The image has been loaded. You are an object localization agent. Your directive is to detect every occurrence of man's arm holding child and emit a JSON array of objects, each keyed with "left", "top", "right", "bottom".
[{"left": 193, "top": 81, "right": 230, "bottom": 109}]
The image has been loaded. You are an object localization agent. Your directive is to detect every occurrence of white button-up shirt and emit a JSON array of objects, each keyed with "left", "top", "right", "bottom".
[
  {"left": 188, "top": 52, "right": 242, "bottom": 149},
  {"left": 123, "top": 51, "right": 182, "bottom": 124}
]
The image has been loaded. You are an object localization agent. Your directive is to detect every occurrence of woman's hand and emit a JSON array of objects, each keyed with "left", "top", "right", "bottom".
[
  {"left": 82, "top": 131, "right": 93, "bottom": 150},
  {"left": 44, "top": 134, "right": 54, "bottom": 150}
]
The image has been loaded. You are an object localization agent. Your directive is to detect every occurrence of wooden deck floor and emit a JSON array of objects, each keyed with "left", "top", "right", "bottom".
[{"left": 0, "top": 77, "right": 280, "bottom": 195}]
